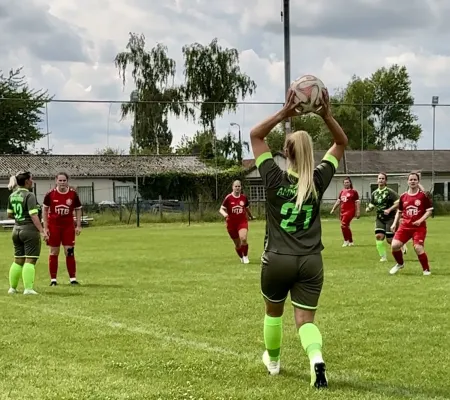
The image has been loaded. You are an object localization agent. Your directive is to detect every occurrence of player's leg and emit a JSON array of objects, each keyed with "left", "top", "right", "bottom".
[
  {"left": 227, "top": 225, "right": 243, "bottom": 261},
  {"left": 389, "top": 228, "right": 410, "bottom": 275},
  {"left": 238, "top": 223, "right": 249, "bottom": 263},
  {"left": 291, "top": 253, "right": 327, "bottom": 389},
  {"left": 260, "top": 252, "right": 293, "bottom": 375},
  {"left": 21, "top": 230, "right": 42, "bottom": 295},
  {"left": 412, "top": 228, "right": 430, "bottom": 275},
  {"left": 48, "top": 225, "right": 61, "bottom": 285},
  {"left": 375, "top": 219, "right": 387, "bottom": 261},
  {"left": 339, "top": 214, "right": 349, "bottom": 246},
  {"left": 62, "top": 226, "right": 78, "bottom": 284},
  {"left": 9, "top": 228, "right": 25, "bottom": 294}
]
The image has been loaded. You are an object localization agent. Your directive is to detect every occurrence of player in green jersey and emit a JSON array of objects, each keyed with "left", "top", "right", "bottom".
[
  {"left": 249, "top": 88, "right": 348, "bottom": 388},
  {"left": 7, "top": 171, "right": 48, "bottom": 295},
  {"left": 365, "top": 173, "right": 402, "bottom": 261}
]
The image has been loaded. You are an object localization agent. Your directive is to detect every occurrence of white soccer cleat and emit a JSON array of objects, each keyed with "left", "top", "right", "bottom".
[
  {"left": 402, "top": 245, "right": 407, "bottom": 254},
  {"left": 262, "top": 350, "right": 280, "bottom": 375},
  {"left": 342, "top": 241, "right": 349, "bottom": 247},
  {"left": 23, "top": 289, "right": 38, "bottom": 295},
  {"left": 348, "top": 242, "right": 354, "bottom": 247},
  {"left": 423, "top": 270, "right": 431, "bottom": 276},
  {"left": 7, "top": 288, "right": 17, "bottom": 294},
  {"left": 242, "top": 256, "right": 250, "bottom": 264},
  {"left": 380, "top": 256, "right": 387, "bottom": 262},
  {"left": 389, "top": 264, "right": 404, "bottom": 275}
]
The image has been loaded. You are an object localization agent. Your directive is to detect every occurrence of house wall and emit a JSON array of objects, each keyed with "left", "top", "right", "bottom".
[
  {"left": 245, "top": 156, "right": 450, "bottom": 202},
  {"left": 0, "top": 178, "right": 136, "bottom": 205}
]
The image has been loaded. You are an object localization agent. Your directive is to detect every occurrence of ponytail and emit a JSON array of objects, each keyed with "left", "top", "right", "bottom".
[
  {"left": 7, "top": 176, "right": 18, "bottom": 191},
  {"left": 284, "top": 131, "right": 317, "bottom": 210}
]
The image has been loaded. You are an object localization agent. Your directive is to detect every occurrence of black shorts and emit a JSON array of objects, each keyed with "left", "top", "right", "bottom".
[
  {"left": 260, "top": 251, "right": 324, "bottom": 310},
  {"left": 375, "top": 217, "right": 395, "bottom": 239}
]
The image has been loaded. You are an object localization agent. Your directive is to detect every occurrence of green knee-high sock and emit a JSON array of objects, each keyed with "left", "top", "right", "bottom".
[
  {"left": 22, "top": 263, "right": 36, "bottom": 290},
  {"left": 9, "top": 262, "right": 22, "bottom": 289},
  {"left": 376, "top": 240, "right": 386, "bottom": 257},
  {"left": 264, "top": 315, "right": 282, "bottom": 361},
  {"left": 299, "top": 323, "right": 323, "bottom": 364}
]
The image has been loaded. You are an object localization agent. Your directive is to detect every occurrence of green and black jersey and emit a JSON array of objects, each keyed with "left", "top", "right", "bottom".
[
  {"left": 369, "top": 187, "right": 399, "bottom": 222},
  {"left": 7, "top": 188, "right": 40, "bottom": 230},
  {"left": 256, "top": 152, "right": 338, "bottom": 256}
]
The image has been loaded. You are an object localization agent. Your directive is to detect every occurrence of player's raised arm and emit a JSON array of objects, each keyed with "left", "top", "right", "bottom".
[
  {"left": 250, "top": 89, "right": 301, "bottom": 161},
  {"left": 314, "top": 89, "right": 348, "bottom": 163}
]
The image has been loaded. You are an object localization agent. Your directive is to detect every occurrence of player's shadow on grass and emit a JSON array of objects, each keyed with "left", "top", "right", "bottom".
[{"left": 288, "top": 370, "right": 449, "bottom": 399}]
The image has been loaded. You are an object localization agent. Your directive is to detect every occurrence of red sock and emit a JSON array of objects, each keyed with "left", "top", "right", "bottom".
[
  {"left": 392, "top": 250, "right": 404, "bottom": 265},
  {"left": 49, "top": 254, "right": 58, "bottom": 280},
  {"left": 341, "top": 226, "right": 348, "bottom": 241},
  {"left": 235, "top": 247, "right": 243, "bottom": 258},
  {"left": 418, "top": 253, "right": 430, "bottom": 271},
  {"left": 241, "top": 244, "right": 249, "bottom": 256},
  {"left": 347, "top": 228, "right": 353, "bottom": 243},
  {"left": 66, "top": 256, "right": 77, "bottom": 279}
]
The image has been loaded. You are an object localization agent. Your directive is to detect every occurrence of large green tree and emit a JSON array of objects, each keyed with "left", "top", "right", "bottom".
[
  {"left": 182, "top": 38, "right": 256, "bottom": 161},
  {"left": 115, "top": 33, "right": 191, "bottom": 154},
  {"left": 0, "top": 68, "right": 51, "bottom": 154}
]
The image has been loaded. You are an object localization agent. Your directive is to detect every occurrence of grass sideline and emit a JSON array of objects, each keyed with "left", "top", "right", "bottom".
[{"left": 1, "top": 218, "right": 449, "bottom": 399}]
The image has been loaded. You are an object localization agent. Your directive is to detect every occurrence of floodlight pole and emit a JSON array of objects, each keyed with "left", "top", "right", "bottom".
[
  {"left": 431, "top": 95, "right": 439, "bottom": 194},
  {"left": 282, "top": 0, "right": 291, "bottom": 134},
  {"left": 130, "top": 90, "right": 140, "bottom": 227}
]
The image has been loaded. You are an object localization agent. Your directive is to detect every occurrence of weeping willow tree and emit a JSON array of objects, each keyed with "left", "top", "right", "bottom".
[
  {"left": 114, "top": 33, "right": 192, "bottom": 153},
  {"left": 182, "top": 38, "right": 257, "bottom": 134}
]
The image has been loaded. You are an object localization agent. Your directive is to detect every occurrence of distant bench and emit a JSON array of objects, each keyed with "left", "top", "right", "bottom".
[{"left": 0, "top": 216, "right": 94, "bottom": 230}]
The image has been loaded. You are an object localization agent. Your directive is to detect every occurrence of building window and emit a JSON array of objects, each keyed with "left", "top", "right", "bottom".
[
  {"left": 77, "top": 186, "right": 93, "bottom": 205},
  {"left": 115, "top": 186, "right": 130, "bottom": 203},
  {"left": 248, "top": 185, "right": 266, "bottom": 201}
]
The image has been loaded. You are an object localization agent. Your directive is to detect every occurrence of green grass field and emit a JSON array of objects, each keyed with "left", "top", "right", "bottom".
[{"left": 1, "top": 217, "right": 449, "bottom": 400}]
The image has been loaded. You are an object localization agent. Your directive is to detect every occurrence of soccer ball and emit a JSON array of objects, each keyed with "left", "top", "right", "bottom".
[{"left": 290, "top": 74, "right": 326, "bottom": 114}]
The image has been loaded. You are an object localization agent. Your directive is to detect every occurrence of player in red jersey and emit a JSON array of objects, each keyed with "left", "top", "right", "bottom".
[
  {"left": 42, "top": 173, "right": 82, "bottom": 285},
  {"left": 389, "top": 172, "right": 433, "bottom": 276},
  {"left": 219, "top": 180, "right": 254, "bottom": 264},
  {"left": 330, "top": 177, "right": 360, "bottom": 246}
]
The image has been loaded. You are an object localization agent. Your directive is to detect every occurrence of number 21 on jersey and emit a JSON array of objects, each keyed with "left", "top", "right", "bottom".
[{"left": 280, "top": 202, "right": 313, "bottom": 232}]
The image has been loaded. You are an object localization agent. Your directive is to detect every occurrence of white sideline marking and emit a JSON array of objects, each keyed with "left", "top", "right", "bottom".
[{"left": 0, "top": 300, "right": 256, "bottom": 361}]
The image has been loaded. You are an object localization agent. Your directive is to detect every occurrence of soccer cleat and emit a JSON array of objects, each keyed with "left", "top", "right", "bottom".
[
  {"left": 342, "top": 241, "right": 349, "bottom": 247},
  {"left": 423, "top": 270, "right": 431, "bottom": 276},
  {"left": 242, "top": 256, "right": 250, "bottom": 264},
  {"left": 402, "top": 245, "right": 408, "bottom": 254},
  {"left": 23, "top": 289, "right": 38, "bottom": 295},
  {"left": 262, "top": 350, "right": 280, "bottom": 375},
  {"left": 380, "top": 255, "right": 387, "bottom": 262},
  {"left": 389, "top": 263, "right": 404, "bottom": 275},
  {"left": 348, "top": 242, "right": 354, "bottom": 247},
  {"left": 70, "top": 280, "right": 80, "bottom": 285},
  {"left": 7, "top": 288, "right": 17, "bottom": 294},
  {"left": 50, "top": 281, "right": 57, "bottom": 286},
  {"left": 311, "top": 362, "right": 328, "bottom": 389}
]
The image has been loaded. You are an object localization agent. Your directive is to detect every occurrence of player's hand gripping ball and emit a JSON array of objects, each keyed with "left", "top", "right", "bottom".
[{"left": 290, "top": 74, "right": 327, "bottom": 114}]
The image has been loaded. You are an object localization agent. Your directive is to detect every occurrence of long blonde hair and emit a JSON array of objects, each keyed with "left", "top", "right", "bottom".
[{"left": 284, "top": 130, "right": 317, "bottom": 210}]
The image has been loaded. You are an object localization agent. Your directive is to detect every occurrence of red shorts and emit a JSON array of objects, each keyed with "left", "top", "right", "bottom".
[
  {"left": 394, "top": 225, "right": 427, "bottom": 246},
  {"left": 227, "top": 220, "right": 248, "bottom": 240},
  {"left": 340, "top": 211, "right": 355, "bottom": 226},
  {"left": 48, "top": 224, "right": 76, "bottom": 247}
]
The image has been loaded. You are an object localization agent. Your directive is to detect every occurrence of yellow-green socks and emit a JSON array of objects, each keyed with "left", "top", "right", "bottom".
[
  {"left": 9, "top": 262, "right": 22, "bottom": 289},
  {"left": 264, "top": 315, "right": 282, "bottom": 361},
  {"left": 22, "top": 263, "right": 35, "bottom": 290},
  {"left": 299, "top": 323, "right": 324, "bottom": 365}
]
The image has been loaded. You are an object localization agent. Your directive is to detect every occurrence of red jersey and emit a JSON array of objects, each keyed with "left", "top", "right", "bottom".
[
  {"left": 398, "top": 190, "right": 433, "bottom": 228},
  {"left": 222, "top": 193, "right": 249, "bottom": 223},
  {"left": 43, "top": 187, "right": 82, "bottom": 226},
  {"left": 339, "top": 189, "right": 359, "bottom": 214}
]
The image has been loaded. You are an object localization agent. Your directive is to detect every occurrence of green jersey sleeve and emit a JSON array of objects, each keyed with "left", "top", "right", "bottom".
[
  {"left": 26, "top": 193, "right": 39, "bottom": 217},
  {"left": 256, "top": 152, "right": 283, "bottom": 190},
  {"left": 314, "top": 152, "right": 339, "bottom": 197}
]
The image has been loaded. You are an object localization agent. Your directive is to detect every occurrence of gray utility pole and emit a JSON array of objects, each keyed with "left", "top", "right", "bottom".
[{"left": 281, "top": 0, "right": 291, "bottom": 134}]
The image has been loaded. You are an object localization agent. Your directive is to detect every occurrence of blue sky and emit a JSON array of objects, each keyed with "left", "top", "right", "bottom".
[{"left": 1, "top": 0, "right": 450, "bottom": 158}]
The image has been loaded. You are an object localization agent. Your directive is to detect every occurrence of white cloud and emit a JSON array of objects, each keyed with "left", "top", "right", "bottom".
[{"left": 1, "top": 0, "right": 450, "bottom": 158}]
